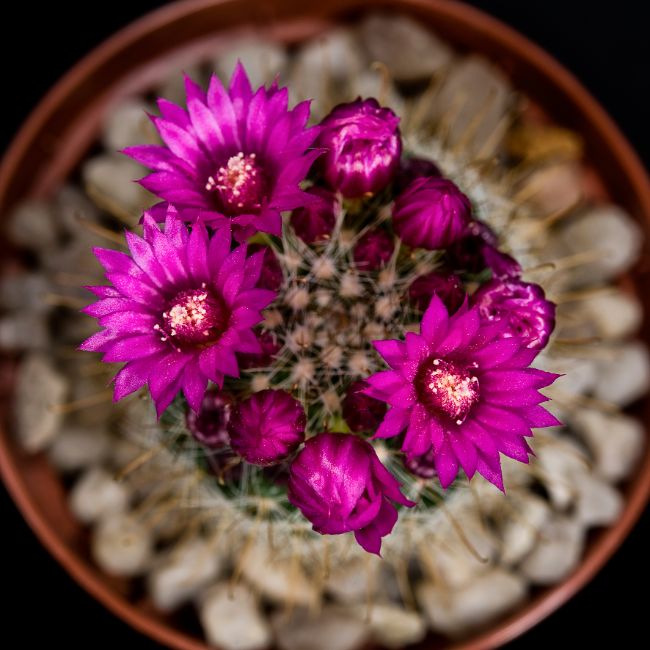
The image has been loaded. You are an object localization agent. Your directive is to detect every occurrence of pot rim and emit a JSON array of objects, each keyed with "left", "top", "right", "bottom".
[{"left": 1, "top": 1, "right": 649, "bottom": 649}]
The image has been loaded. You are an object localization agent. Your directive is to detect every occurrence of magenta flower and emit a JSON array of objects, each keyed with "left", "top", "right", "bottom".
[
  {"left": 353, "top": 228, "right": 395, "bottom": 271},
  {"left": 228, "top": 390, "right": 306, "bottom": 466},
  {"left": 448, "top": 220, "right": 521, "bottom": 279},
  {"left": 290, "top": 186, "right": 338, "bottom": 245},
  {"left": 394, "top": 156, "right": 441, "bottom": 194},
  {"left": 288, "top": 432, "right": 415, "bottom": 555},
  {"left": 473, "top": 279, "right": 556, "bottom": 350},
  {"left": 342, "top": 380, "right": 387, "bottom": 432},
  {"left": 316, "top": 98, "right": 401, "bottom": 198},
  {"left": 393, "top": 176, "right": 472, "bottom": 250},
  {"left": 364, "top": 296, "right": 560, "bottom": 490},
  {"left": 80, "top": 209, "right": 275, "bottom": 416},
  {"left": 408, "top": 270, "right": 465, "bottom": 314},
  {"left": 186, "top": 389, "right": 233, "bottom": 448},
  {"left": 124, "top": 64, "right": 321, "bottom": 238}
]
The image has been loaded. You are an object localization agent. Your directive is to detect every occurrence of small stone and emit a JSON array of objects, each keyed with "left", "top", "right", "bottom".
[
  {"left": 92, "top": 512, "right": 153, "bottom": 577},
  {"left": 55, "top": 185, "right": 102, "bottom": 235},
  {"left": 0, "top": 273, "right": 50, "bottom": 313},
  {"left": 593, "top": 342, "right": 650, "bottom": 406},
  {"left": 148, "top": 538, "right": 222, "bottom": 611},
  {"left": 353, "top": 604, "right": 426, "bottom": 649},
  {"left": 157, "top": 63, "right": 204, "bottom": 105},
  {"left": 70, "top": 466, "right": 129, "bottom": 524},
  {"left": 240, "top": 544, "right": 318, "bottom": 608},
  {"left": 430, "top": 56, "right": 511, "bottom": 157},
  {"left": 571, "top": 409, "right": 643, "bottom": 482},
  {"left": 533, "top": 436, "right": 589, "bottom": 509},
  {"left": 199, "top": 583, "right": 271, "bottom": 650},
  {"left": 574, "top": 474, "right": 623, "bottom": 527},
  {"left": 577, "top": 289, "right": 642, "bottom": 339},
  {"left": 521, "top": 163, "right": 583, "bottom": 215},
  {"left": 273, "top": 607, "right": 369, "bottom": 650},
  {"left": 215, "top": 40, "right": 289, "bottom": 88},
  {"left": 102, "top": 99, "right": 157, "bottom": 151},
  {"left": 40, "top": 236, "right": 102, "bottom": 277},
  {"left": 49, "top": 426, "right": 111, "bottom": 472},
  {"left": 0, "top": 313, "right": 49, "bottom": 351},
  {"left": 325, "top": 558, "right": 377, "bottom": 605},
  {"left": 560, "top": 205, "right": 643, "bottom": 285},
  {"left": 14, "top": 354, "right": 67, "bottom": 452},
  {"left": 417, "top": 569, "right": 527, "bottom": 637},
  {"left": 82, "top": 154, "right": 154, "bottom": 222},
  {"left": 499, "top": 494, "right": 551, "bottom": 566},
  {"left": 533, "top": 354, "right": 598, "bottom": 398},
  {"left": 520, "top": 515, "right": 585, "bottom": 585},
  {"left": 359, "top": 14, "right": 452, "bottom": 82},
  {"left": 350, "top": 70, "right": 406, "bottom": 118},
  {"left": 6, "top": 200, "right": 60, "bottom": 250},
  {"left": 290, "top": 28, "right": 366, "bottom": 119}
]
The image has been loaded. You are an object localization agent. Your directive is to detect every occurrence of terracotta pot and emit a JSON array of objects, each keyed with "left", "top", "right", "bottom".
[{"left": 1, "top": 1, "right": 649, "bottom": 648}]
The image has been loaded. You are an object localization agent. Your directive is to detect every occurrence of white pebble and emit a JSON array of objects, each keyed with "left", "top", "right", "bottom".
[
  {"left": 560, "top": 205, "right": 643, "bottom": 285},
  {"left": 240, "top": 545, "right": 318, "bottom": 608},
  {"left": 200, "top": 583, "right": 271, "bottom": 650},
  {"left": 500, "top": 494, "right": 551, "bottom": 566},
  {"left": 430, "top": 56, "right": 512, "bottom": 156},
  {"left": 49, "top": 426, "right": 111, "bottom": 472},
  {"left": 148, "top": 538, "right": 222, "bottom": 611},
  {"left": 0, "top": 313, "right": 49, "bottom": 351},
  {"left": 70, "top": 467, "right": 129, "bottom": 524},
  {"left": 353, "top": 604, "right": 426, "bottom": 649},
  {"left": 102, "top": 99, "right": 156, "bottom": 151},
  {"left": 417, "top": 569, "right": 527, "bottom": 637},
  {"left": 15, "top": 354, "right": 67, "bottom": 452},
  {"left": 520, "top": 515, "right": 585, "bottom": 585},
  {"left": 83, "top": 154, "right": 153, "bottom": 221},
  {"left": 578, "top": 290, "right": 643, "bottom": 339},
  {"left": 593, "top": 342, "right": 650, "bottom": 406},
  {"left": 273, "top": 607, "right": 369, "bottom": 650},
  {"left": 215, "top": 40, "right": 288, "bottom": 88},
  {"left": 7, "top": 200, "right": 60, "bottom": 250},
  {"left": 574, "top": 473, "right": 623, "bottom": 527},
  {"left": 359, "top": 13, "right": 452, "bottom": 82},
  {"left": 0, "top": 273, "right": 50, "bottom": 314},
  {"left": 92, "top": 512, "right": 153, "bottom": 577},
  {"left": 534, "top": 436, "right": 590, "bottom": 509},
  {"left": 571, "top": 409, "right": 644, "bottom": 482}
]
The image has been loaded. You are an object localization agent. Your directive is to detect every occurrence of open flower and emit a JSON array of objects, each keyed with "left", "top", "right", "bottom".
[
  {"left": 473, "top": 278, "right": 556, "bottom": 349},
  {"left": 316, "top": 98, "right": 401, "bottom": 198},
  {"left": 124, "top": 63, "right": 321, "bottom": 238},
  {"left": 393, "top": 176, "right": 472, "bottom": 250},
  {"left": 80, "top": 209, "right": 275, "bottom": 416},
  {"left": 228, "top": 389, "right": 306, "bottom": 466},
  {"left": 288, "top": 432, "right": 415, "bottom": 555},
  {"left": 364, "top": 296, "right": 560, "bottom": 490}
]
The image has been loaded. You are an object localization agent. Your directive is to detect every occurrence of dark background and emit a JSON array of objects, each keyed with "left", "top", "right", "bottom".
[{"left": 1, "top": 1, "right": 648, "bottom": 647}]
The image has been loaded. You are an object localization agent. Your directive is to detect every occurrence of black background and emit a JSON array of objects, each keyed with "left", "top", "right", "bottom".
[{"left": 1, "top": 1, "right": 648, "bottom": 647}]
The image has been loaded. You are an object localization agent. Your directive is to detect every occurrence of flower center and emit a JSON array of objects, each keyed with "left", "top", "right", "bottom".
[
  {"left": 416, "top": 358, "right": 480, "bottom": 424},
  {"left": 205, "top": 152, "right": 266, "bottom": 215},
  {"left": 157, "top": 287, "right": 228, "bottom": 348}
]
